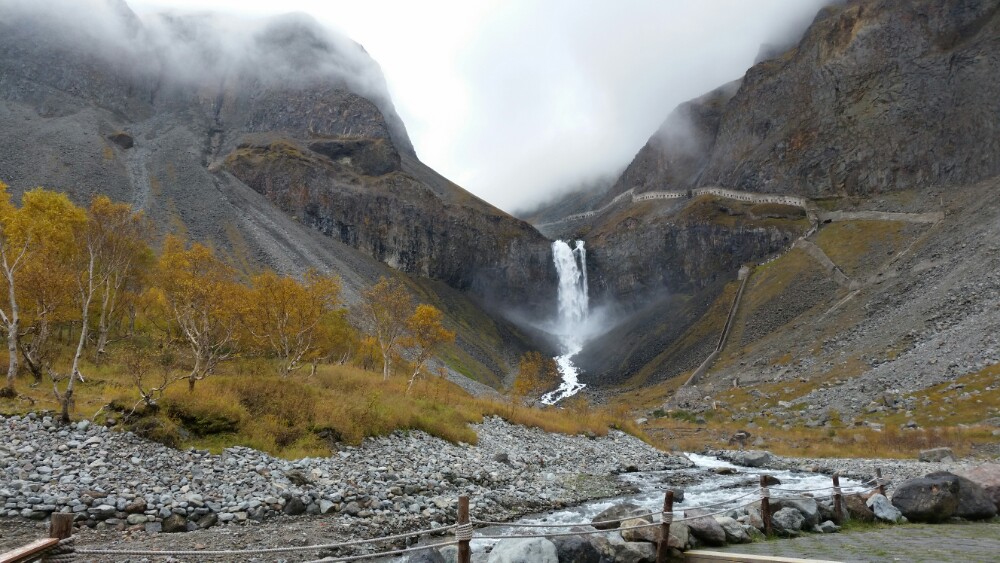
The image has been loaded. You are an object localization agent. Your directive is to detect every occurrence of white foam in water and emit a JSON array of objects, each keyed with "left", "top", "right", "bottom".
[
  {"left": 469, "top": 454, "right": 866, "bottom": 550},
  {"left": 542, "top": 240, "right": 589, "bottom": 404}
]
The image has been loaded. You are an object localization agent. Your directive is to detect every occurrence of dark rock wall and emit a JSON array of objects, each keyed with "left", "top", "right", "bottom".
[
  {"left": 588, "top": 221, "right": 799, "bottom": 303},
  {"left": 606, "top": 0, "right": 1000, "bottom": 201},
  {"left": 224, "top": 140, "right": 555, "bottom": 309}
]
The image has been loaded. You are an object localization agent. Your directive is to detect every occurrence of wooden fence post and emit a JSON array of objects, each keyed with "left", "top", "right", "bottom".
[
  {"left": 876, "top": 467, "right": 886, "bottom": 496},
  {"left": 49, "top": 513, "right": 73, "bottom": 541},
  {"left": 656, "top": 490, "right": 674, "bottom": 563},
  {"left": 832, "top": 474, "right": 843, "bottom": 524},
  {"left": 759, "top": 475, "right": 772, "bottom": 537},
  {"left": 458, "top": 495, "right": 470, "bottom": 563}
]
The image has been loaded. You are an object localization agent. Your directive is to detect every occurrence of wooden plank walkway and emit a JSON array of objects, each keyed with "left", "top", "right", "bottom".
[{"left": 0, "top": 538, "right": 58, "bottom": 563}]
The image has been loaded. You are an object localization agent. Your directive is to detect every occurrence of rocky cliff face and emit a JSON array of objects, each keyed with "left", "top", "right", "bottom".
[
  {"left": 584, "top": 200, "right": 803, "bottom": 301},
  {"left": 603, "top": 0, "right": 1000, "bottom": 201},
  {"left": 0, "top": 0, "right": 556, "bottom": 312},
  {"left": 565, "top": 197, "right": 808, "bottom": 385}
]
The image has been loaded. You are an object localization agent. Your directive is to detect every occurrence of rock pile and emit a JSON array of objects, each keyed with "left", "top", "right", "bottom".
[{"left": 0, "top": 413, "right": 690, "bottom": 535}]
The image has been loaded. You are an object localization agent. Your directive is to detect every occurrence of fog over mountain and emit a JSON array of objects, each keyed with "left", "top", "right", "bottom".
[{"left": 123, "top": 0, "right": 832, "bottom": 213}]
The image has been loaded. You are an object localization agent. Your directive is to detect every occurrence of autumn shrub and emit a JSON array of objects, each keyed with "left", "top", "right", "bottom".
[
  {"left": 310, "top": 366, "right": 480, "bottom": 446},
  {"left": 228, "top": 376, "right": 318, "bottom": 428},
  {"left": 161, "top": 381, "right": 246, "bottom": 436},
  {"left": 126, "top": 416, "right": 183, "bottom": 449}
]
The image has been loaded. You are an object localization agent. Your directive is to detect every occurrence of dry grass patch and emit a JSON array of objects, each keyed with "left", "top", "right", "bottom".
[
  {"left": 0, "top": 356, "right": 646, "bottom": 460},
  {"left": 880, "top": 363, "right": 1000, "bottom": 427},
  {"left": 743, "top": 248, "right": 815, "bottom": 314},
  {"left": 813, "top": 220, "right": 909, "bottom": 276}
]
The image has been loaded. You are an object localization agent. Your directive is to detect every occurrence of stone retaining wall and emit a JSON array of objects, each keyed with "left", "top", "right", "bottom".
[{"left": 537, "top": 186, "right": 810, "bottom": 229}]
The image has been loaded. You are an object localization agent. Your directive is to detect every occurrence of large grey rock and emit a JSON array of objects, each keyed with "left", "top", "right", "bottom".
[
  {"left": 927, "top": 471, "right": 998, "bottom": 520},
  {"left": 956, "top": 464, "right": 1000, "bottom": 511},
  {"left": 740, "top": 451, "right": 772, "bottom": 468},
  {"left": 770, "top": 497, "right": 819, "bottom": 529},
  {"left": 919, "top": 447, "right": 955, "bottom": 462},
  {"left": 591, "top": 502, "right": 648, "bottom": 530},
  {"left": 126, "top": 514, "right": 146, "bottom": 525},
  {"left": 817, "top": 520, "right": 840, "bottom": 533},
  {"left": 550, "top": 533, "right": 601, "bottom": 563},
  {"left": 745, "top": 506, "right": 764, "bottom": 530},
  {"left": 684, "top": 508, "right": 726, "bottom": 546},
  {"left": 716, "top": 516, "right": 750, "bottom": 543},
  {"left": 486, "top": 538, "right": 558, "bottom": 563},
  {"left": 745, "top": 524, "right": 765, "bottom": 542},
  {"left": 843, "top": 494, "right": 874, "bottom": 522},
  {"left": 816, "top": 496, "right": 842, "bottom": 523},
  {"left": 620, "top": 517, "right": 658, "bottom": 543},
  {"left": 865, "top": 494, "right": 903, "bottom": 523},
  {"left": 591, "top": 535, "right": 657, "bottom": 563},
  {"left": 196, "top": 513, "right": 218, "bottom": 529},
  {"left": 667, "top": 522, "right": 690, "bottom": 550},
  {"left": 771, "top": 507, "right": 805, "bottom": 537},
  {"left": 891, "top": 475, "right": 960, "bottom": 523},
  {"left": 406, "top": 550, "right": 446, "bottom": 563}
]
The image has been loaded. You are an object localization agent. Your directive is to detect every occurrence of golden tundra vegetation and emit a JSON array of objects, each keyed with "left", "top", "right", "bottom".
[{"left": 0, "top": 183, "right": 640, "bottom": 459}]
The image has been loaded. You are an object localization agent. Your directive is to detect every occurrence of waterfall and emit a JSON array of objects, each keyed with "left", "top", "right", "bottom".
[{"left": 542, "top": 240, "right": 589, "bottom": 404}]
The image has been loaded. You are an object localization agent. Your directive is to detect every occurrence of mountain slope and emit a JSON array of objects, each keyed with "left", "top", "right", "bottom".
[
  {"left": 0, "top": 0, "right": 556, "bottom": 386},
  {"left": 533, "top": 0, "right": 1000, "bottom": 392}
]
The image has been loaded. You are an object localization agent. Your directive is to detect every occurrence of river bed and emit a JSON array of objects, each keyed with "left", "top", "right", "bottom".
[{"left": 468, "top": 452, "right": 864, "bottom": 551}]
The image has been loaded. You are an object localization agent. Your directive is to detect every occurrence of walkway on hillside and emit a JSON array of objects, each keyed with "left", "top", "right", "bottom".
[
  {"left": 716, "top": 521, "right": 1000, "bottom": 562},
  {"left": 535, "top": 186, "right": 808, "bottom": 230},
  {"left": 817, "top": 210, "right": 944, "bottom": 224}
]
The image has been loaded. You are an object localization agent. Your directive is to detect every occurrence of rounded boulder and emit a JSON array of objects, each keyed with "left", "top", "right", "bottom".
[{"left": 890, "top": 475, "right": 959, "bottom": 523}]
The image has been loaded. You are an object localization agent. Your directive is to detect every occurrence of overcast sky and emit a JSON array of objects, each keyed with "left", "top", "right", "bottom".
[{"left": 130, "top": 0, "right": 829, "bottom": 213}]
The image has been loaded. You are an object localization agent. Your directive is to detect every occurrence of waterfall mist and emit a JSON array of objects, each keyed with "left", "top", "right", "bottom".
[{"left": 542, "top": 240, "right": 589, "bottom": 404}]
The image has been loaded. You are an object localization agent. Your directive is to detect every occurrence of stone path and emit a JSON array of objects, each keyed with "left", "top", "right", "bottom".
[{"left": 717, "top": 521, "right": 1000, "bottom": 562}]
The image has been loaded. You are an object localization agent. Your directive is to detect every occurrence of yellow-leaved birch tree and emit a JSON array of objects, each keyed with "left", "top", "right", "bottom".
[
  {"left": 156, "top": 236, "right": 243, "bottom": 392},
  {"left": 404, "top": 304, "right": 455, "bottom": 394},
  {"left": 244, "top": 269, "right": 342, "bottom": 377},
  {"left": 358, "top": 277, "right": 411, "bottom": 380}
]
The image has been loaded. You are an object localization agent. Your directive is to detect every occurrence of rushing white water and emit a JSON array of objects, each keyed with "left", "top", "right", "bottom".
[
  {"left": 469, "top": 454, "right": 866, "bottom": 551},
  {"left": 542, "top": 240, "right": 589, "bottom": 404}
]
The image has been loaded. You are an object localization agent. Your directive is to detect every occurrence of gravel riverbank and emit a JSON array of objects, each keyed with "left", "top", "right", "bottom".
[
  {"left": 4, "top": 412, "right": 990, "bottom": 562},
  {"left": 0, "top": 413, "right": 690, "bottom": 561}
]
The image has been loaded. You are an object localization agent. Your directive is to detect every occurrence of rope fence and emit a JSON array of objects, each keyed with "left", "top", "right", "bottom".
[{"left": 0, "top": 470, "right": 885, "bottom": 563}]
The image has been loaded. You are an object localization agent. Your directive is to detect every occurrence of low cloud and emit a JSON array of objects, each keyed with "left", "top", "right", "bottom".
[
  {"left": 0, "top": 0, "right": 398, "bottom": 122},
  {"left": 5, "top": 0, "right": 833, "bottom": 213}
]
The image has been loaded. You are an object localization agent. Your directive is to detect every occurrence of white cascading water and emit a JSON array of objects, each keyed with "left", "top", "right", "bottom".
[{"left": 541, "top": 240, "right": 589, "bottom": 404}]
